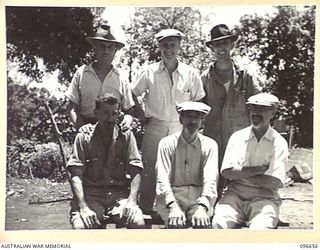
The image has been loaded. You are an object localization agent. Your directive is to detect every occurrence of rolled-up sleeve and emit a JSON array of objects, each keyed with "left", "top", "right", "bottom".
[
  {"left": 190, "top": 69, "right": 206, "bottom": 101},
  {"left": 65, "top": 67, "right": 82, "bottom": 105},
  {"left": 131, "top": 69, "right": 148, "bottom": 97},
  {"left": 126, "top": 131, "right": 143, "bottom": 170},
  {"left": 66, "top": 133, "right": 86, "bottom": 168},
  {"left": 156, "top": 139, "right": 176, "bottom": 206},
  {"left": 119, "top": 76, "right": 135, "bottom": 111},
  {"left": 265, "top": 136, "right": 288, "bottom": 184}
]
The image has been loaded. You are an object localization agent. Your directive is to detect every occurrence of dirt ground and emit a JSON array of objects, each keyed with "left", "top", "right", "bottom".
[
  {"left": 5, "top": 147, "right": 314, "bottom": 230},
  {"left": 5, "top": 178, "right": 313, "bottom": 230}
]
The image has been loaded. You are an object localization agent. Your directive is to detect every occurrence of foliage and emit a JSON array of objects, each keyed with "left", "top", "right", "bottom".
[
  {"left": 7, "top": 139, "right": 72, "bottom": 181},
  {"left": 122, "top": 7, "right": 212, "bottom": 81},
  {"left": 235, "top": 6, "right": 315, "bottom": 147},
  {"left": 6, "top": 6, "right": 104, "bottom": 84},
  {"left": 7, "top": 79, "right": 77, "bottom": 145}
]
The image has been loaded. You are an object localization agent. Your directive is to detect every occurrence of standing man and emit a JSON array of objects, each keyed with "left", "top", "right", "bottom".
[
  {"left": 65, "top": 22, "right": 136, "bottom": 131},
  {"left": 212, "top": 93, "right": 288, "bottom": 229},
  {"left": 67, "top": 93, "right": 145, "bottom": 229},
  {"left": 201, "top": 24, "right": 261, "bottom": 196},
  {"left": 132, "top": 28, "right": 206, "bottom": 214},
  {"left": 156, "top": 102, "right": 219, "bottom": 229}
]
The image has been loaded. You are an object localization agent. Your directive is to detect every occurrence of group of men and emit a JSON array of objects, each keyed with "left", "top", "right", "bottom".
[{"left": 65, "top": 21, "right": 288, "bottom": 230}]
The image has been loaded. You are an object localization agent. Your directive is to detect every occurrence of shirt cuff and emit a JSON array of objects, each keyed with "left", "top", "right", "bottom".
[
  {"left": 165, "top": 192, "right": 176, "bottom": 207},
  {"left": 197, "top": 196, "right": 210, "bottom": 210}
]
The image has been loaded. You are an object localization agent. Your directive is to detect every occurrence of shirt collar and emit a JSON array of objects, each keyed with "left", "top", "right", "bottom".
[
  {"left": 178, "top": 132, "right": 200, "bottom": 148},
  {"left": 156, "top": 59, "right": 185, "bottom": 76},
  {"left": 210, "top": 60, "right": 241, "bottom": 75},
  {"left": 248, "top": 125, "right": 275, "bottom": 142},
  {"left": 85, "top": 63, "right": 119, "bottom": 75},
  {"left": 93, "top": 123, "right": 121, "bottom": 144}
]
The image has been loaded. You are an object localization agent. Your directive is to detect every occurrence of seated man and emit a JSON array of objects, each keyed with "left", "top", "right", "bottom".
[
  {"left": 156, "top": 101, "right": 219, "bottom": 229},
  {"left": 212, "top": 93, "right": 289, "bottom": 229},
  {"left": 67, "top": 93, "right": 145, "bottom": 229}
]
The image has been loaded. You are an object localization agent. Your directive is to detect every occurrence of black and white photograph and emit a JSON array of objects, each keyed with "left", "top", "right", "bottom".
[{"left": 3, "top": 3, "right": 318, "bottom": 244}]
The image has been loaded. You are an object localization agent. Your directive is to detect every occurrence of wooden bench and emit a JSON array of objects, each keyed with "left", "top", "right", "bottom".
[
  {"left": 102, "top": 213, "right": 165, "bottom": 229},
  {"left": 102, "top": 214, "right": 289, "bottom": 229}
]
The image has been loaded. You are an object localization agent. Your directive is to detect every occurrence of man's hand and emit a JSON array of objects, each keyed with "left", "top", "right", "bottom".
[
  {"left": 120, "top": 114, "right": 133, "bottom": 132},
  {"left": 167, "top": 202, "right": 186, "bottom": 229},
  {"left": 79, "top": 206, "right": 101, "bottom": 229},
  {"left": 191, "top": 205, "right": 211, "bottom": 229},
  {"left": 78, "top": 123, "right": 94, "bottom": 134},
  {"left": 122, "top": 200, "right": 140, "bottom": 224}
]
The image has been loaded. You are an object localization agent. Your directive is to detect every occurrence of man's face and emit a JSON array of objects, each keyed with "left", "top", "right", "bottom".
[
  {"left": 92, "top": 40, "right": 118, "bottom": 64},
  {"left": 208, "top": 38, "right": 234, "bottom": 62},
  {"left": 180, "top": 111, "right": 205, "bottom": 135},
  {"left": 158, "top": 37, "right": 180, "bottom": 61},
  {"left": 247, "top": 104, "right": 276, "bottom": 130},
  {"left": 95, "top": 102, "right": 119, "bottom": 126}
]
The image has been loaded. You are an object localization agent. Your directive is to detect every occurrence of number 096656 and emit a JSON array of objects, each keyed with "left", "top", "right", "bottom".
[{"left": 300, "top": 244, "right": 318, "bottom": 248}]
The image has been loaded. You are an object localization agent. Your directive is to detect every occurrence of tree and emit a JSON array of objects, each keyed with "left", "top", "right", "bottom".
[
  {"left": 7, "top": 77, "right": 76, "bottom": 145},
  {"left": 121, "top": 7, "right": 212, "bottom": 81},
  {"left": 235, "top": 6, "right": 315, "bottom": 147},
  {"left": 6, "top": 6, "right": 104, "bottom": 84}
]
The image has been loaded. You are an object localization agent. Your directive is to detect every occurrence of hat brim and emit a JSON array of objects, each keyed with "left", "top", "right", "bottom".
[
  {"left": 246, "top": 102, "right": 277, "bottom": 107},
  {"left": 86, "top": 37, "right": 125, "bottom": 49},
  {"left": 157, "top": 35, "right": 185, "bottom": 42},
  {"left": 179, "top": 110, "right": 209, "bottom": 116},
  {"left": 206, "top": 34, "right": 238, "bottom": 47}
]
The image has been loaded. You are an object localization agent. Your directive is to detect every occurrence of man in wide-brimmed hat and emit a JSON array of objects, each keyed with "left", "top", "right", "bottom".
[
  {"left": 156, "top": 101, "right": 219, "bottom": 229},
  {"left": 201, "top": 24, "right": 261, "bottom": 198},
  {"left": 65, "top": 22, "right": 137, "bottom": 131},
  {"left": 131, "top": 28, "right": 205, "bottom": 215},
  {"left": 212, "top": 93, "right": 288, "bottom": 229}
]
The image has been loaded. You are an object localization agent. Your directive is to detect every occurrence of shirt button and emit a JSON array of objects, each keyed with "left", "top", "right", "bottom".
[
  {"left": 110, "top": 180, "right": 114, "bottom": 184},
  {"left": 108, "top": 192, "right": 112, "bottom": 196}
]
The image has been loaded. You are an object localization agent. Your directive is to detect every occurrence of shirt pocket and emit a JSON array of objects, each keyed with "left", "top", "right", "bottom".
[
  {"left": 85, "top": 157, "right": 102, "bottom": 181},
  {"left": 232, "top": 88, "right": 247, "bottom": 112},
  {"left": 174, "top": 88, "right": 191, "bottom": 103}
]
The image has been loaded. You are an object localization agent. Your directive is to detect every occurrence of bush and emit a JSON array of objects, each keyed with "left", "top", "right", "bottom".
[{"left": 7, "top": 139, "right": 72, "bottom": 182}]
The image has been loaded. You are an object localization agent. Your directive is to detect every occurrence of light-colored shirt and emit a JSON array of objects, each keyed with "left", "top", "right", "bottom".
[
  {"left": 221, "top": 125, "right": 288, "bottom": 200},
  {"left": 156, "top": 132, "right": 219, "bottom": 209},
  {"left": 132, "top": 60, "right": 205, "bottom": 122},
  {"left": 65, "top": 64, "right": 134, "bottom": 118}
]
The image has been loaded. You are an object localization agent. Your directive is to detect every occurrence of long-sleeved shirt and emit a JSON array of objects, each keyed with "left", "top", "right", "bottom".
[
  {"left": 132, "top": 60, "right": 205, "bottom": 122},
  {"left": 221, "top": 125, "right": 288, "bottom": 200},
  {"left": 156, "top": 132, "right": 219, "bottom": 209},
  {"left": 201, "top": 61, "right": 261, "bottom": 158}
]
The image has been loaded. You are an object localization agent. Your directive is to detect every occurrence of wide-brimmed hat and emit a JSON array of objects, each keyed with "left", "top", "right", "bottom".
[
  {"left": 86, "top": 23, "right": 125, "bottom": 49},
  {"left": 176, "top": 101, "right": 211, "bottom": 116},
  {"left": 155, "top": 28, "right": 186, "bottom": 42},
  {"left": 246, "top": 93, "right": 280, "bottom": 107},
  {"left": 206, "top": 24, "right": 238, "bottom": 47}
]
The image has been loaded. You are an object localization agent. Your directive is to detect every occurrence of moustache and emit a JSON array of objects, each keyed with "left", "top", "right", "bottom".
[{"left": 251, "top": 114, "right": 262, "bottom": 120}]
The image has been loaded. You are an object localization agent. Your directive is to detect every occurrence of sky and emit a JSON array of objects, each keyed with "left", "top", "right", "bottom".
[{"left": 102, "top": 5, "right": 278, "bottom": 35}]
